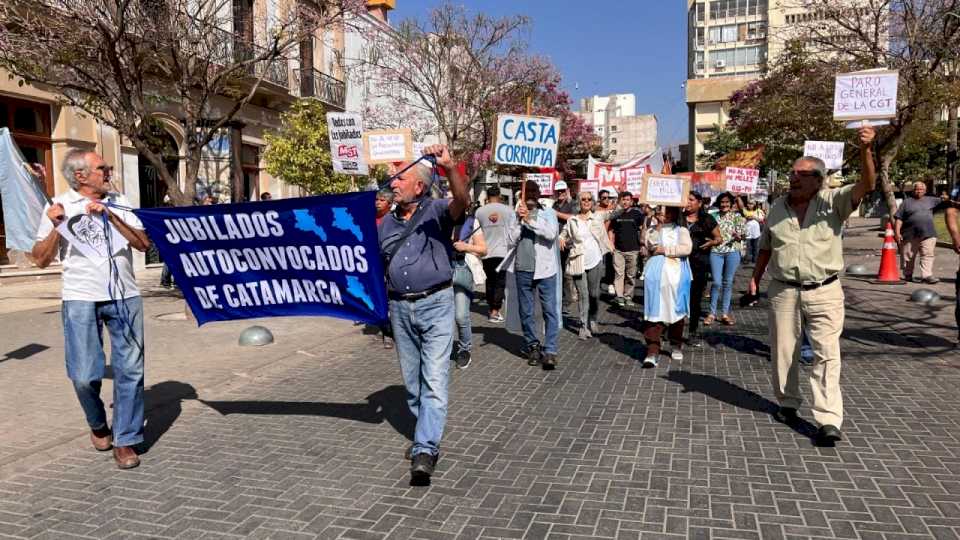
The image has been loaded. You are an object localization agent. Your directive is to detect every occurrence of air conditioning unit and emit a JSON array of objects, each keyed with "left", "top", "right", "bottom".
[{"left": 715, "top": 59, "right": 726, "bottom": 68}]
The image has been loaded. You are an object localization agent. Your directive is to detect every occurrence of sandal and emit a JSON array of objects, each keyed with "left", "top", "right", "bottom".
[
  {"left": 703, "top": 314, "right": 716, "bottom": 326},
  {"left": 720, "top": 314, "right": 735, "bottom": 326}
]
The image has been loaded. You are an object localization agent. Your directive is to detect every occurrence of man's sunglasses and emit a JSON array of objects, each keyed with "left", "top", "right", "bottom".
[{"left": 95, "top": 165, "right": 114, "bottom": 173}]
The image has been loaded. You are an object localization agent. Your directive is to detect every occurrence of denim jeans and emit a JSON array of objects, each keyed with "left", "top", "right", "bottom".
[
  {"left": 62, "top": 297, "right": 145, "bottom": 447},
  {"left": 389, "top": 287, "right": 454, "bottom": 457},
  {"left": 514, "top": 271, "right": 560, "bottom": 355},
  {"left": 453, "top": 261, "right": 474, "bottom": 353},
  {"left": 709, "top": 251, "right": 741, "bottom": 316}
]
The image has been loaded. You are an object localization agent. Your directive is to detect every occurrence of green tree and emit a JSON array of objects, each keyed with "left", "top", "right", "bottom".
[
  {"left": 696, "top": 125, "right": 745, "bottom": 170},
  {"left": 263, "top": 100, "right": 353, "bottom": 195}
]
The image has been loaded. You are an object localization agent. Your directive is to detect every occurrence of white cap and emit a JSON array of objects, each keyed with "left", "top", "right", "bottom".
[{"left": 554, "top": 180, "right": 568, "bottom": 191}]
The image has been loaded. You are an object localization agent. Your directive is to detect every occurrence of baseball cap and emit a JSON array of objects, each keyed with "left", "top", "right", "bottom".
[{"left": 554, "top": 180, "right": 568, "bottom": 191}]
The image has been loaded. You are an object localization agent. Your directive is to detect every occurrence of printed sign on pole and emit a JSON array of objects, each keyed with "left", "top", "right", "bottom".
[
  {"left": 494, "top": 114, "right": 560, "bottom": 168},
  {"left": 803, "top": 141, "right": 845, "bottom": 170},
  {"left": 524, "top": 173, "right": 555, "bottom": 196},
  {"left": 327, "top": 112, "right": 368, "bottom": 175},
  {"left": 833, "top": 70, "right": 899, "bottom": 127},
  {"left": 641, "top": 174, "right": 689, "bottom": 207},
  {"left": 724, "top": 167, "right": 760, "bottom": 195},
  {"left": 362, "top": 128, "right": 413, "bottom": 165}
]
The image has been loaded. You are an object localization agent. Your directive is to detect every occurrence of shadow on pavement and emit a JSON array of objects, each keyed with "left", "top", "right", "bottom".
[
  {"left": 197, "top": 385, "right": 415, "bottom": 441},
  {"left": 663, "top": 370, "right": 820, "bottom": 444},
  {"left": 140, "top": 381, "right": 198, "bottom": 453},
  {"left": 472, "top": 325, "right": 527, "bottom": 358},
  {"left": 703, "top": 332, "right": 770, "bottom": 359},
  {"left": 0, "top": 343, "right": 50, "bottom": 364}
]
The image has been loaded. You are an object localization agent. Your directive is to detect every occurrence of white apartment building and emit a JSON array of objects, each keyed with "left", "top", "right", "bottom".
[
  {"left": 684, "top": 0, "right": 886, "bottom": 171},
  {"left": 579, "top": 94, "right": 657, "bottom": 160}
]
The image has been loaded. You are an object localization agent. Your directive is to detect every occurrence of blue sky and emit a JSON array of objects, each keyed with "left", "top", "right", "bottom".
[{"left": 391, "top": 0, "right": 690, "bottom": 150}]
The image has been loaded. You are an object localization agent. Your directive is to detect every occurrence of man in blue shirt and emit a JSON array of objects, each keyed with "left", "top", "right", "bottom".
[{"left": 378, "top": 144, "right": 470, "bottom": 482}]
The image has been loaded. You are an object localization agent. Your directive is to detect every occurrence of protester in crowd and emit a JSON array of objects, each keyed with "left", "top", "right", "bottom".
[
  {"left": 744, "top": 214, "right": 762, "bottom": 264},
  {"left": 451, "top": 206, "right": 486, "bottom": 369},
  {"left": 500, "top": 180, "right": 561, "bottom": 369},
  {"left": 559, "top": 191, "right": 622, "bottom": 339},
  {"left": 201, "top": 194, "right": 216, "bottom": 205},
  {"left": 749, "top": 126, "right": 877, "bottom": 445},
  {"left": 705, "top": 192, "right": 747, "bottom": 326},
  {"left": 31, "top": 150, "right": 151, "bottom": 470},
  {"left": 379, "top": 144, "right": 470, "bottom": 481},
  {"left": 946, "top": 194, "right": 960, "bottom": 347},
  {"left": 894, "top": 181, "right": 946, "bottom": 284},
  {"left": 610, "top": 191, "right": 645, "bottom": 307},
  {"left": 742, "top": 200, "right": 765, "bottom": 223},
  {"left": 551, "top": 181, "right": 578, "bottom": 318},
  {"left": 598, "top": 189, "right": 617, "bottom": 295},
  {"left": 683, "top": 192, "right": 721, "bottom": 347},
  {"left": 475, "top": 186, "right": 513, "bottom": 323},
  {"left": 159, "top": 194, "right": 174, "bottom": 289},
  {"left": 641, "top": 205, "right": 692, "bottom": 367},
  {"left": 375, "top": 188, "right": 394, "bottom": 226},
  {"left": 260, "top": 192, "right": 272, "bottom": 201}
]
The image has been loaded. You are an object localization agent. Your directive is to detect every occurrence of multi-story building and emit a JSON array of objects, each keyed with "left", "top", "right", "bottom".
[
  {"left": 685, "top": 0, "right": 889, "bottom": 171},
  {"left": 607, "top": 115, "right": 659, "bottom": 162},
  {"left": 0, "top": 0, "right": 353, "bottom": 270},
  {"left": 579, "top": 94, "right": 657, "bottom": 161}
]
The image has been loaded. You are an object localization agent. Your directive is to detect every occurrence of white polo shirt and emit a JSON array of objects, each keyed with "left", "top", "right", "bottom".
[{"left": 35, "top": 189, "right": 144, "bottom": 302}]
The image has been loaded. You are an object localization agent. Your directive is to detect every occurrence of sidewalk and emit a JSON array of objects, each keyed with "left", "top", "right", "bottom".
[{"left": 0, "top": 238, "right": 958, "bottom": 539}]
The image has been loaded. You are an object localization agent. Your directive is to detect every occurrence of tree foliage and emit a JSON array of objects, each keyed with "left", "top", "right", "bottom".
[
  {"left": 742, "top": 0, "right": 960, "bottom": 214},
  {"left": 0, "top": 0, "right": 366, "bottom": 205},
  {"left": 263, "top": 99, "right": 352, "bottom": 195},
  {"left": 696, "top": 125, "right": 747, "bottom": 171}
]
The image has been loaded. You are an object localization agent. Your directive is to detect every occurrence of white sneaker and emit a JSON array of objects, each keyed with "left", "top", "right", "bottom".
[
  {"left": 642, "top": 356, "right": 659, "bottom": 368},
  {"left": 671, "top": 349, "right": 684, "bottom": 361},
  {"left": 607, "top": 284, "right": 616, "bottom": 295}
]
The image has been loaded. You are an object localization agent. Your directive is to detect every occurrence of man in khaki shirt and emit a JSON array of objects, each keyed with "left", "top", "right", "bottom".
[{"left": 749, "top": 126, "right": 876, "bottom": 445}]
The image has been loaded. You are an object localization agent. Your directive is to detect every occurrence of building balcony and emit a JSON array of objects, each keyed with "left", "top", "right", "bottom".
[
  {"left": 204, "top": 24, "right": 290, "bottom": 88},
  {"left": 295, "top": 68, "right": 346, "bottom": 110}
]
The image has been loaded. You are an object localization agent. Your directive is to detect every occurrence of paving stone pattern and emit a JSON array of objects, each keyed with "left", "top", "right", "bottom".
[{"left": 1, "top": 269, "right": 959, "bottom": 539}]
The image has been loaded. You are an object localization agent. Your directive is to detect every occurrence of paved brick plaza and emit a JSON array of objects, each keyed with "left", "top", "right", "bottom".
[{"left": 1, "top": 225, "right": 959, "bottom": 539}]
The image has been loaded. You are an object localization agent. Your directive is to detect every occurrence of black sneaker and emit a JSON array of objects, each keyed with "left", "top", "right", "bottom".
[
  {"left": 411, "top": 452, "right": 437, "bottom": 478},
  {"left": 541, "top": 353, "right": 557, "bottom": 370},
  {"left": 525, "top": 343, "right": 542, "bottom": 366},
  {"left": 454, "top": 350, "right": 472, "bottom": 370}
]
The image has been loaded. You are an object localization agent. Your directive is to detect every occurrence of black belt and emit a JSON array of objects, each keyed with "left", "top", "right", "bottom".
[
  {"left": 388, "top": 281, "right": 452, "bottom": 301},
  {"left": 776, "top": 274, "right": 839, "bottom": 291}
]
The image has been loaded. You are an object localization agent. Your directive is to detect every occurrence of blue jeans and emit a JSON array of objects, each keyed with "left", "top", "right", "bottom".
[
  {"left": 709, "top": 251, "right": 741, "bottom": 317},
  {"left": 389, "top": 287, "right": 454, "bottom": 457},
  {"left": 453, "top": 261, "right": 473, "bottom": 353},
  {"left": 514, "top": 271, "right": 560, "bottom": 355},
  {"left": 63, "top": 297, "right": 145, "bottom": 447}
]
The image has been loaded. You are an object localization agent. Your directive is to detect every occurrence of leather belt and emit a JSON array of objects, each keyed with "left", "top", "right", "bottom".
[
  {"left": 388, "top": 281, "right": 452, "bottom": 301},
  {"left": 776, "top": 273, "right": 839, "bottom": 291}
]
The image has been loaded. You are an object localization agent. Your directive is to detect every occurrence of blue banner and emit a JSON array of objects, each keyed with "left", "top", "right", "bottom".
[{"left": 134, "top": 192, "right": 388, "bottom": 326}]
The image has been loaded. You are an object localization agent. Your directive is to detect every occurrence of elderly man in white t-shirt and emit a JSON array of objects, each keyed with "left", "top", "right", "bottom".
[{"left": 32, "top": 149, "right": 151, "bottom": 469}]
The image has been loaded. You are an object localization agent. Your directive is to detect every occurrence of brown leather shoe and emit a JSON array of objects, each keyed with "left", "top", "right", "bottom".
[
  {"left": 90, "top": 428, "right": 113, "bottom": 451},
  {"left": 112, "top": 446, "right": 140, "bottom": 469}
]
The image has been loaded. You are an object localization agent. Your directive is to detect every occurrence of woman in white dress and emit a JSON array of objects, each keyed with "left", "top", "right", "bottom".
[
  {"left": 559, "top": 191, "right": 621, "bottom": 339},
  {"left": 641, "top": 205, "right": 693, "bottom": 368}
]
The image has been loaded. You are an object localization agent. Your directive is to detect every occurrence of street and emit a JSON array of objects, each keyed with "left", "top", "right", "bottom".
[{"left": 0, "top": 218, "right": 958, "bottom": 539}]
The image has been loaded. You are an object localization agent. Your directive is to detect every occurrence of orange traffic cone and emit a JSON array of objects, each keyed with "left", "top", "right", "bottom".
[{"left": 876, "top": 222, "right": 902, "bottom": 283}]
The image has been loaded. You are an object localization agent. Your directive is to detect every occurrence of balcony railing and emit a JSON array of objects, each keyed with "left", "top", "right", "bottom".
[
  {"left": 203, "top": 23, "right": 290, "bottom": 88},
  {"left": 296, "top": 68, "right": 346, "bottom": 110}
]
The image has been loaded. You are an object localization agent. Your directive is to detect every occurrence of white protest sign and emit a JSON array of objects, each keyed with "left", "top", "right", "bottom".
[
  {"left": 833, "top": 70, "right": 898, "bottom": 127},
  {"left": 362, "top": 128, "right": 413, "bottom": 165},
  {"left": 524, "top": 173, "right": 555, "bottom": 196},
  {"left": 578, "top": 180, "right": 599, "bottom": 200},
  {"left": 494, "top": 114, "right": 560, "bottom": 168},
  {"left": 413, "top": 141, "right": 427, "bottom": 159},
  {"left": 724, "top": 167, "right": 760, "bottom": 195},
  {"left": 804, "top": 141, "right": 845, "bottom": 170},
  {"left": 326, "top": 112, "right": 368, "bottom": 175},
  {"left": 641, "top": 174, "right": 689, "bottom": 207},
  {"left": 624, "top": 168, "right": 645, "bottom": 195}
]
